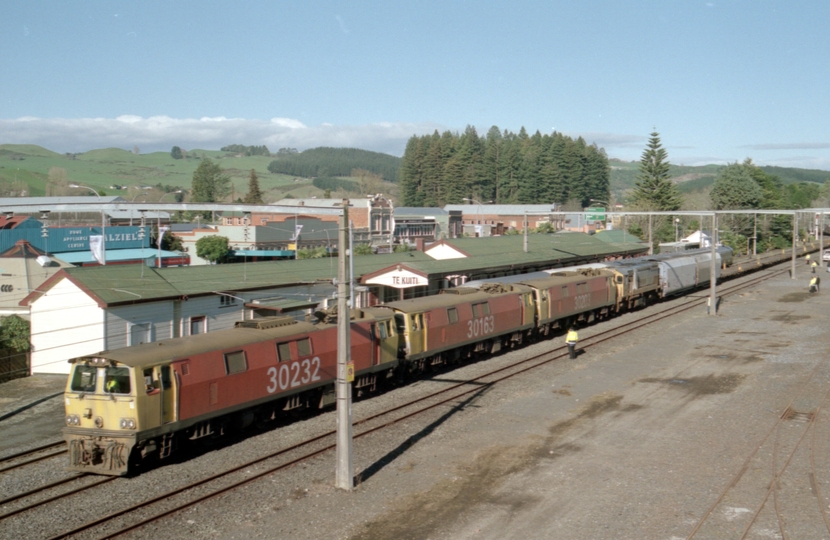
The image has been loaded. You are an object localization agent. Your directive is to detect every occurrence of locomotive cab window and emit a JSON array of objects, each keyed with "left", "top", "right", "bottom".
[
  {"left": 277, "top": 342, "right": 292, "bottom": 362},
  {"left": 472, "top": 302, "right": 490, "bottom": 317},
  {"left": 562, "top": 286, "right": 569, "bottom": 298},
  {"left": 225, "top": 351, "right": 247, "bottom": 374},
  {"left": 143, "top": 368, "right": 157, "bottom": 392},
  {"left": 297, "top": 338, "right": 312, "bottom": 357},
  {"left": 447, "top": 307, "right": 459, "bottom": 324},
  {"left": 104, "top": 367, "right": 131, "bottom": 394},
  {"left": 71, "top": 365, "right": 98, "bottom": 393},
  {"left": 411, "top": 313, "right": 424, "bottom": 331},
  {"left": 376, "top": 323, "right": 388, "bottom": 339}
]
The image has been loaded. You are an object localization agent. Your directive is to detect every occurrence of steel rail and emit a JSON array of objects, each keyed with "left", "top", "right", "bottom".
[
  {"left": 0, "top": 441, "right": 65, "bottom": 467},
  {"left": 0, "top": 476, "right": 115, "bottom": 521},
  {"left": 47, "top": 253, "right": 795, "bottom": 539}
]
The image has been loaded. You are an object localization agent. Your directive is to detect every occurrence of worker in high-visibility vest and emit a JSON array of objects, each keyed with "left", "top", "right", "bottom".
[
  {"left": 105, "top": 378, "right": 119, "bottom": 393},
  {"left": 806, "top": 253, "right": 811, "bottom": 266},
  {"left": 566, "top": 327, "right": 579, "bottom": 359},
  {"left": 812, "top": 261, "right": 818, "bottom": 273},
  {"left": 810, "top": 276, "right": 819, "bottom": 293}
]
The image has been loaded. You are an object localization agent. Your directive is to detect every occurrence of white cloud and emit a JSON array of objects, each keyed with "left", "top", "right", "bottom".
[
  {"left": 0, "top": 116, "right": 444, "bottom": 156},
  {"left": 740, "top": 142, "right": 830, "bottom": 151}
]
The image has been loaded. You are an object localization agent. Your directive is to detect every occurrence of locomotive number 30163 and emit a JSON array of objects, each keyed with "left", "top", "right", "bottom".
[
  {"left": 467, "top": 315, "right": 495, "bottom": 338},
  {"left": 266, "top": 357, "right": 322, "bottom": 394}
]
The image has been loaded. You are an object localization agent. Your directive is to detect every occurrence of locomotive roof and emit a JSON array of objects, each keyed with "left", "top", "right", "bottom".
[
  {"left": 380, "top": 284, "right": 532, "bottom": 313},
  {"left": 75, "top": 310, "right": 391, "bottom": 367},
  {"left": 517, "top": 269, "right": 614, "bottom": 289}
]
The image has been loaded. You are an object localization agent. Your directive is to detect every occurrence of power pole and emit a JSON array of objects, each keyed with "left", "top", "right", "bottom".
[
  {"left": 709, "top": 213, "right": 717, "bottom": 316},
  {"left": 647, "top": 214, "right": 653, "bottom": 255},
  {"left": 791, "top": 211, "right": 797, "bottom": 279},
  {"left": 821, "top": 212, "right": 825, "bottom": 269},
  {"left": 523, "top": 213, "right": 528, "bottom": 253},
  {"left": 335, "top": 199, "right": 353, "bottom": 490}
]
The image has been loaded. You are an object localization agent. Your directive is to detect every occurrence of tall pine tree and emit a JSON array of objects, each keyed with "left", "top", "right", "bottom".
[
  {"left": 631, "top": 132, "right": 681, "bottom": 211},
  {"left": 243, "top": 169, "right": 264, "bottom": 204}
]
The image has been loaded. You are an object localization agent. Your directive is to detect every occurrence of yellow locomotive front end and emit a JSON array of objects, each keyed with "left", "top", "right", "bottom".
[{"left": 63, "top": 356, "right": 139, "bottom": 475}]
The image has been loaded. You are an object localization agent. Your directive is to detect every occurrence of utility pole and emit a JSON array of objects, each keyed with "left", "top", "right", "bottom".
[
  {"left": 523, "top": 213, "right": 528, "bottom": 253},
  {"left": 647, "top": 214, "right": 653, "bottom": 255},
  {"left": 335, "top": 199, "right": 353, "bottom": 490},
  {"left": 820, "top": 212, "right": 825, "bottom": 269},
  {"left": 753, "top": 214, "right": 757, "bottom": 256},
  {"left": 709, "top": 213, "right": 717, "bottom": 316},
  {"left": 791, "top": 211, "right": 797, "bottom": 279}
]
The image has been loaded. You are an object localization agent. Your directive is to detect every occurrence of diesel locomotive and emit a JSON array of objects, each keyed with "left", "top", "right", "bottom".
[{"left": 62, "top": 247, "right": 731, "bottom": 475}]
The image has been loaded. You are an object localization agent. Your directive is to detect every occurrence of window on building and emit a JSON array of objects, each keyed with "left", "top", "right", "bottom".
[
  {"left": 129, "top": 323, "right": 153, "bottom": 345},
  {"left": 220, "top": 295, "right": 237, "bottom": 307},
  {"left": 224, "top": 351, "right": 247, "bottom": 374},
  {"left": 190, "top": 316, "right": 206, "bottom": 335}
]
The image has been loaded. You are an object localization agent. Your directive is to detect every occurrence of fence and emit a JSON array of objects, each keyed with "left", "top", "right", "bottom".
[{"left": 0, "top": 349, "right": 30, "bottom": 384}]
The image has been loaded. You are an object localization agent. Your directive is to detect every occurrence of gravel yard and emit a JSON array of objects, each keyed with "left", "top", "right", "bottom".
[{"left": 2, "top": 265, "right": 829, "bottom": 540}]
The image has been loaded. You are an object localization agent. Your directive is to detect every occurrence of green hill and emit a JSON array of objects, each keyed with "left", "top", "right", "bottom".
[
  {"left": 0, "top": 144, "right": 400, "bottom": 201},
  {"left": 610, "top": 159, "right": 830, "bottom": 201}
]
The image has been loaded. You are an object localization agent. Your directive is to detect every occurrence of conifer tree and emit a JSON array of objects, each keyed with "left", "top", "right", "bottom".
[
  {"left": 243, "top": 169, "right": 264, "bottom": 204},
  {"left": 631, "top": 132, "right": 681, "bottom": 210}
]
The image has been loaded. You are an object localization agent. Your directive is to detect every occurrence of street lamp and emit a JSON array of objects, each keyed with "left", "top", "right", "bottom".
[
  {"left": 675, "top": 218, "right": 680, "bottom": 242},
  {"left": 69, "top": 184, "right": 106, "bottom": 265},
  {"left": 462, "top": 198, "right": 492, "bottom": 237},
  {"left": 156, "top": 191, "right": 182, "bottom": 267}
]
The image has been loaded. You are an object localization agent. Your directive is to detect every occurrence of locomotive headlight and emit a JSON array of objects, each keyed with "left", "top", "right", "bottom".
[
  {"left": 65, "top": 415, "right": 80, "bottom": 426},
  {"left": 120, "top": 418, "right": 137, "bottom": 429}
]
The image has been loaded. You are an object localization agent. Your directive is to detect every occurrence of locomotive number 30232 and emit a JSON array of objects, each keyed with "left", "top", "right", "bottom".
[{"left": 266, "top": 357, "right": 322, "bottom": 393}]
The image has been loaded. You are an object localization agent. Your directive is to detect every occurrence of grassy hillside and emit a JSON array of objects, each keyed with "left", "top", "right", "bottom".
[
  {"left": 0, "top": 144, "right": 399, "bottom": 202},
  {"left": 610, "top": 159, "right": 830, "bottom": 201}
]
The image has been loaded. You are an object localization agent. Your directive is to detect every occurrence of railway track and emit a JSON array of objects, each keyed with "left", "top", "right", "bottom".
[
  {"left": 0, "top": 441, "right": 66, "bottom": 474},
  {"left": 680, "top": 358, "right": 830, "bottom": 539},
  {"left": 42, "top": 254, "right": 795, "bottom": 539}
]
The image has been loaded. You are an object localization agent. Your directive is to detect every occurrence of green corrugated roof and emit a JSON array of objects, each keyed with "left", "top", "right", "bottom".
[
  {"left": 51, "top": 233, "right": 644, "bottom": 306},
  {"left": 593, "top": 229, "right": 647, "bottom": 244},
  {"left": 63, "top": 264, "right": 181, "bottom": 304},
  {"left": 55, "top": 251, "right": 432, "bottom": 305}
]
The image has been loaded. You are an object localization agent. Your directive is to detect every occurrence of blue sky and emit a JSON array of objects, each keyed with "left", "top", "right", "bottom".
[{"left": 3, "top": 1, "right": 830, "bottom": 170}]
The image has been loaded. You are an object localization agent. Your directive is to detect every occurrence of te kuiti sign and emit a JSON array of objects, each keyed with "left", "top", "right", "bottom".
[{"left": 366, "top": 267, "right": 429, "bottom": 289}]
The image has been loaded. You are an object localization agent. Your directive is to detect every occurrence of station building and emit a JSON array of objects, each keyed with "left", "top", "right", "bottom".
[{"left": 21, "top": 232, "right": 646, "bottom": 375}]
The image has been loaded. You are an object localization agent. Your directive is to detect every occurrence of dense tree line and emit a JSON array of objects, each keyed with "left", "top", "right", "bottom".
[
  {"left": 398, "top": 126, "right": 610, "bottom": 207},
  {"left": 267, "top": 147, "right": 400, "bottom": 181},
  {"left": 312, "top": 176, "right": 359, "bottom": 193},
  {"left": 221, "top": 144, "right": 271, "bottom": 156}
]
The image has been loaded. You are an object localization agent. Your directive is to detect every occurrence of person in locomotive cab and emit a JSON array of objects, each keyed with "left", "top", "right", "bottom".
[
  {"left": 106, "top": 377, "right": 119, "bottom": 393},
  {"left": 566, "top": 327, "right": 579, "bottom": 359}
]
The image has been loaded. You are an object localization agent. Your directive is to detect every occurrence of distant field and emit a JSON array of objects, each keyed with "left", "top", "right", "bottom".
[
  {"left": 0, "top": 144, "right": 312, "bottom": 200},
  {"left": 609, "top": 159, "right": 830, "bottom": 200}
]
